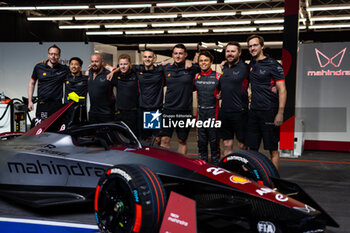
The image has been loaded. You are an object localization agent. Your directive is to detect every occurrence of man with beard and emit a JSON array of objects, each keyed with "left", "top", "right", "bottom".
[
  {"left": 160, "top": 44, "right": 200, "bottom": 154},
  {"left": 218, "top": 41, "right": 249, "bottom": 156},
  {"left": 194, "top": 51, "right": 221, "bottom": 164},
  {"left": 88, "top": 53, "right": 115, "bottom": 123},
  {"left": 28, "top": 45, "right": 69, "bottom": 120},
  {"left": 246, "top": 35, "right": 287, "bottom": 170},
  {"left": 111, "top": 54, "right": 139, "bottom": 136}
]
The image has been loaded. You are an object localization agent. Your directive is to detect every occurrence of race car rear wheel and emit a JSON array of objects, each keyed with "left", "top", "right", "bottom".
[
  {"left": 219, "top": 150, "right": 279, "bottom": 188},
  {"left": 95, "top": 164, "right": 166, "bottom": 233}
]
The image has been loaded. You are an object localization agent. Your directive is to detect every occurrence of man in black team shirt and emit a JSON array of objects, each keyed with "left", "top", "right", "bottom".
[
  {"left": 218, "top": 42, "right": 249, "bottom": 156},
  {"left": 28, "top": 45, "right": 69, "bottom": 120},
  {"left": 64, "top": 57, "right": 88, "bottom": 103},
  {"left": 88, "top": 53, "right": 115, "bottom": 123},
  {"left": 194, "top": 51, "right": 221, "bottom": 164},
  {"left": 160, "top": 44, "right": 200, "bottom": 154},
  {"left": 246, "top": 35, "right": 287, "bottom": 170},
  {"left": 111, "top": 54, "right": 139, "bottom": 136},
  {"left": 135, "top": 49, "right": 164, "bottom": 142}
]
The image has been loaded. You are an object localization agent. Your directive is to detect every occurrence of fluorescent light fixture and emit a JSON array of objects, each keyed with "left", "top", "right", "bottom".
[
  {"left": 75, "top": 15, "right": 123, "bottom": 20},
  {"left": 310, "top": 15, "right": 350, "bottom": 22},
  {"left": 259, "top": 26, "right": 284, "bottom": 31},
  {"left": 213, "top": 27, "right": 257, "bottom": 32},
  {"left": 203, "top": 20, "right": 251, "bottom": 26},
  {"left": 152, "top": 22, "right": 197, "bottom": 27},
  {"left": 182, "top": 12, "right": 236, "bottom": 17},
  {"left": 96, "top": 4, "right": 152, "bottom": 9},
  {"left": 200, "top": 42, "right": 209, "bottom": 48},
  {"left": 308, "top": 23, "right": 350, "bottom": 29},
  {"left": 125, "top": 30, "right": 164, "bottom": 35},
  {"left": 225, "top": 0, "right": 267, "bottom": 2},
  {"left": 254, "top": 19, "right": 283, "bottom": 24},
  {"left": 299, "top": 25, "right": 307, "bottom": 30},
  {"left": 217, "top": 41, "right": 225, "bottom": 48},
  {"left": 156, "top": 1, "right": 217, "bottom": 7},
  {"left": 86, "top": 31, "right": 123, "bottom": 35},
  {"left": 127, "top": 14, "right": 177, "bottom": 19},
  {"left": 307, "top": 5, "right": 350, "bottom": 12},
  {"left": 241, "top": 8, "right": 284, "bottom": 15},
  {"left": 59, "top": 25, "right": 100, "bottom": 29},
  {"left": 168, "top": 29, "right": 209, "bottom": 33},
  {"left": 36, "top": 6, "right": 89, "bottom": 10},
  {"left": 214, "top": 48, "right": 223, "bottom": 52},
  {"left": 105, "top": 24, "right": 148, "bottom": 28},
  {"left": 27, "top": 16, "right": 73, "bottom": 21},
  {"left": 0, "top": 6, "right": 36, "bottom": 10}
]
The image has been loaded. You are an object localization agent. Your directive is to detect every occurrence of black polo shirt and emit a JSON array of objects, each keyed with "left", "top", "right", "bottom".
[
  {"left": 219, "top": 60, "right": 249, "bottom": 112},
  {"left": 163, "top": 63, "right": 200, "bottom": 111},
  {"left": 112, "top": 71, "right": 139, "bottom": 111},
  {"left": 31, "top": 61, "right": 69, "bottom": 102},
  {"left": 134, "top": 65, "right": 164, "bottom": 109},
  {"left": 64, "top": 73, "right": 88, "bottom": 103},
  {"left": 88, "top": 68, "right": 115, "bottom": 115},
  {"left": 248, "top": 55, "right": 285, "bottom": 110},
  {"left": 194, "top": 69, "right": 220, "bottom": 109}
]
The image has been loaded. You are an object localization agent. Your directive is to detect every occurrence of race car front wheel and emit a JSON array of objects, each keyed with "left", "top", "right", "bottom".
[
  {"left": 219, "top": 150, "right": 279, "bottom": 188},
  {"left": 95, "top": 164, "right": 167, "bottom": 233}
]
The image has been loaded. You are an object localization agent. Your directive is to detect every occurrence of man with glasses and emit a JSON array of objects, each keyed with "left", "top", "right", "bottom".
[
  {"left": 246, "top": 35, "right": 287, "bottom": 170},
  {"left": 28, "top": 44, "right": 69, "bottom": 120}
]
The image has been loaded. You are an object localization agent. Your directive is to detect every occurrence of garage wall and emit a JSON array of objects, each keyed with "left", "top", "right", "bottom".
[{"left": 296, "top": 42, "right": 350, "bottom": 142}]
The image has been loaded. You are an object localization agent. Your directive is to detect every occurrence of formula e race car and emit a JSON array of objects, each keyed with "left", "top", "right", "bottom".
[{"left": 0, "top": 101, "right": 339, "bottom": 233}]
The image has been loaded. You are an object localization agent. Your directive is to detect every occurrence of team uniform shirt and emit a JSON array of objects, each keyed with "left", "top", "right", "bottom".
[
  {"left": 31, "top": 61, "right": 69, "bottom": 102},
  {"left": 133, "top": 65, "right": 164, "bottom": 109},
  {"left": 163, "top": 63, "right": 200, "bottom": 111},
  {"left": 112, "top": 71, "right": 139, "bottom": 111},
  {"left": 88, "top": 68, "right": 115, "bottom": 115},
  {"left": 64, "top": 74, "right": 88, "bottom": 103},
  {"left": 194, "top": 69, "right": 220, "bottom": 109},
  {"left": 248, "top": 55, "right": 285, "bottom": 110},
  {"left": 219, "top": 60, "right": 249, "bottom": 112}
]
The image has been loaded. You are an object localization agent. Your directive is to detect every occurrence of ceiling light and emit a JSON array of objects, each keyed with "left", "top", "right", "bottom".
[
  {"left": 156, "top": 1, "right": 217, "bottom": 7},
  {"left": 105, "top": 24, "right": 148, "bottom": 28},
  {"left": 152, "top": 22, "right": 197, "bottom": 27},
  {"left": 299, "top": 25, "right": 307, "bottom": 30},
  {"left": 96, "top": 4, "right": 152, "bottom": 9},
  {"left": 182, "top": 12, "right": 236, "bottom": 17},
  {"left": 86, "top": 31, "right": 123, "bottom": 35},
  {"left": 203, "top": 20, "right": 251, "bottom": 26},
  {"left": 36, "top": 6, "right": 89, "bottom": 10},
  {"left": 310, "top": 15, "right": 350, "bottom": 22},
  {"left": 168, "top": 29, "right": 209, "bottom": 33},
  {"left": 217, "top": 41, "right": 225, "bottom": 48},
  {"left": 307, "top": 5, "right": 350, "bottom": 12},
  {"left": 241, "top": 8, "right": 284, "bottom": 15},
  {"left": 225, "top": 0, "right": 268, "bottom": 2},
  {"left": 27, "top": 16, "right": 73, "bottom": 21},
  {"left": 59, "top": 25, "right": 100, "bottom": 29},
  {"left": 214, "top": 48, "right": 223, "bottom": 52},
  {"left": 254, "top": 19, "right": 283, "bottom": 24},
  {"left": 259, "top": 26, "right": 284, "bottom": 31},
  {"left": 127, "top": 14, "right": 177, "bottom": 19},
  {"left": 125, "top": 30, "right": 164, "bottom": 35},
  {"left": 75, "top": 15, "right": 123, "bottom": 20},
  {"left": 0, "top": 6, "right": 36, "bottom": 10},
  {"left": 308, "top": 23, "right": 350, "bottom": 29},
  {"left": 213, "top": 27, "right": 257, "bottom": 32}
]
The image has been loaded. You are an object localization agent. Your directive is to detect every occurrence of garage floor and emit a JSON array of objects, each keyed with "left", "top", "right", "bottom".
[{"left": 0, "top": 129, "right": 349, "bottom": 233}]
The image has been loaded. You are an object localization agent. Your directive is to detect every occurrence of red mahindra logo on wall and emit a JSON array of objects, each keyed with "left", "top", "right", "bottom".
[
  {"left": 307, "top": 47, "right": 350, "bottom": 77},
  {"left": 315, "top": 48, "right": 346, "bottom": 68}
]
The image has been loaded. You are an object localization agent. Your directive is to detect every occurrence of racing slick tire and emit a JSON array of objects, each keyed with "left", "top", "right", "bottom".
[
  {"left": 95, "top": 164, "right": 167, "bottom": 233},
  {"left": 219, "top": 150, "right": 279, "bottom": 188}
]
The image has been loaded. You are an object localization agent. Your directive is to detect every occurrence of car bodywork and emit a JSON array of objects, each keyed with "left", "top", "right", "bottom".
[{"left": 0, "top": 102, "right": 339, "bottom": 232}]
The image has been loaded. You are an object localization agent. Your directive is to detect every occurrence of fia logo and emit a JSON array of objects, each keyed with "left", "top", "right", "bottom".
[{"left": 143, "top": 110, "right": 161, "bottom": 129}]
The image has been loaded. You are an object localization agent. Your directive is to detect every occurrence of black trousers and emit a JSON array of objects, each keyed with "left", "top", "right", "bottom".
[{"left": 197, "top": 108, "right": 219, "bottom": 164}]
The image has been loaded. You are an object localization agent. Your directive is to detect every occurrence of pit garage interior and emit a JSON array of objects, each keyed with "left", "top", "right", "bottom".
[{"left": 0, "top": 0, "right": 350, "bottom": 232}]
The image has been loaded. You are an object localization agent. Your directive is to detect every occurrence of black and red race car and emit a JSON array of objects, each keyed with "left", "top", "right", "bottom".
[{"left": 0, "top": 101, "right": 339, "bottom": 233}]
